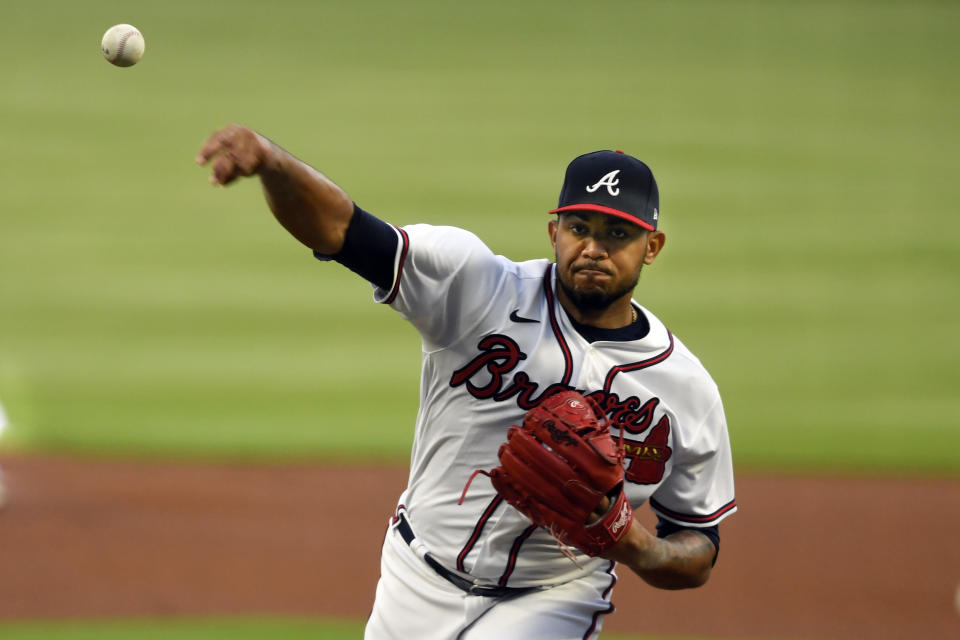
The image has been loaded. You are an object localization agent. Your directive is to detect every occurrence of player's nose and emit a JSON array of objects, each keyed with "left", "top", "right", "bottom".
[{"left": 580, "top": 235, "right": 608, "bottom": 259}]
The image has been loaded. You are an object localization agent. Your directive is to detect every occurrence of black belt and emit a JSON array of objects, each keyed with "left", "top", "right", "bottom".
[{"left": 395, "top": 513, "right": 536, "bottom": 599}]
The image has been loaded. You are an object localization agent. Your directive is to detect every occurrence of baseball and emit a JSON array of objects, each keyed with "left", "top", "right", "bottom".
[{"left": 101, "top": 24, "right": 145, "bottom": 67}]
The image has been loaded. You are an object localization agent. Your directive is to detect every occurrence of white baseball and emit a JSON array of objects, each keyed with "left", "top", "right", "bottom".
[{"left": 101, "top": 24, "right": 145, "bottom": 67}]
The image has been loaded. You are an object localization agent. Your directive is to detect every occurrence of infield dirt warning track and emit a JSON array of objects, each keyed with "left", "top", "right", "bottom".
[{"left": 0, "top": 454, "right": 957, "bottom": 639}]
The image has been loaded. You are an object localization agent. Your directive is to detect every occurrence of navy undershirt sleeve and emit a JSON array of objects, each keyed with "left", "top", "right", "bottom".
[
  {"left": 312, "top": 205, "right": 398, "bottom": 291},
  {"left": 656, "top": 516, "right": 721, "bottom": 564}
]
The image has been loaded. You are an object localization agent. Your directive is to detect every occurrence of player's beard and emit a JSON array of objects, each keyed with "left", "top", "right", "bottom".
[{"left": 558, "top": 268, "right": 642, "bottom": 314}]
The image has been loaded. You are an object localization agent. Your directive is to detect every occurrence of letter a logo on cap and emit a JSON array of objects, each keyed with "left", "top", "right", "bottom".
[{"left": 586, "top": 170, "right": 621, "bottom": 197}]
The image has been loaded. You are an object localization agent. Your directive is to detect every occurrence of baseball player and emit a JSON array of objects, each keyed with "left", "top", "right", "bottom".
[{"left": 197, "top": 125, "right": 737, "bottom": 639}]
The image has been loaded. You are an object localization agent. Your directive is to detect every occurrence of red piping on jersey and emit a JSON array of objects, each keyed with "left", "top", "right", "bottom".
[
  {"left": 456, "top": 495, "right": 502, "bottom": 572},
  {"left": 455, "top": 265, "right": 572, "bottom": 582},
  {"left": 543, "top": 264, "right": 574, "bottom": 386},
  {"left": 497, "top": 524, "right": 537, "bottom": 587},
  {"left": 583, "top": 560, "right": 617, "bottom": 638},
  {"left": 649, "top": 496, "right": 738, "bottom": 525},
  {"left": 384, "top": 226, "right": 410, "bottom": 305},
  {"left": 602, "top": 331, "right": 675, "bottom": 393}
]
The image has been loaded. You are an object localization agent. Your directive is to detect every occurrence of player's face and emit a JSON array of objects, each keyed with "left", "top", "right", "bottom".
[{"left": 549, "top": 212, "right": 665, "bottom": 313}]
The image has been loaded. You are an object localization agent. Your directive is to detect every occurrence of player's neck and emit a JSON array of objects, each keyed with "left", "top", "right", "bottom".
[{"left": 557, "top": 288, "right": 636, "bottom": 329}]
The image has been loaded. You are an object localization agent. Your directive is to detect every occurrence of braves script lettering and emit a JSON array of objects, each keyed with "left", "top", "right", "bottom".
[
  {"left": 449, "top": 334, "right": 527, "bottom": 399},
  {"left": 450, "top": 334, "right": 673, "bottom": 484}
]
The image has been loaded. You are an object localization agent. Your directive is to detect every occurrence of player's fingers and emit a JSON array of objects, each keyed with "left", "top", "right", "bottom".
[
  {"left": 210, "top": 153, "right": 240, "bottom": 186},
  {"left": 195, "top": 126, "right": 233, "bottom": 165},
  {"left": 195, "top": 123, "right": 250, "bottom": 166},
  {"left": 232, "top": 140, "right": 264, "bottom": 176}
]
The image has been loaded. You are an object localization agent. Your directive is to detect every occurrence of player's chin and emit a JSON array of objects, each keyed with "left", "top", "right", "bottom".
[
  {"left": 566, "top": 286, "right": 616, "bottom": 311},
  {"left": 573, "top": 287, "right": 609, "bottom": 304},
  {"left": 570, "top": 276, "right": 611, "bottom": 297},
  {"left": 571, "top": 272, "right": 613, "bottom": 292}
]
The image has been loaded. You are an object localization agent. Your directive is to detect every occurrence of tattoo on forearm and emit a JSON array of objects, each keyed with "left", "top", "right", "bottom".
[
  {"left": 634, "top": 530, "right": 716, "bottom": 589},
  {"left": 667, "top": 530, "right": 715, "bottom": 567}
]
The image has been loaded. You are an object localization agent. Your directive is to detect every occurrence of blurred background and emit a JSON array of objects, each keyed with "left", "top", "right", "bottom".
[
  {"left": 1, "top": 0, "right": 957, "bottom": 470},
  {"left": 0, "top": 1, "right": 957, "bottom": 638}
]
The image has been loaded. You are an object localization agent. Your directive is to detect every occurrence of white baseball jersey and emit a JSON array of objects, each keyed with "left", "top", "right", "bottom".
[{"left": 369, "top": 222, "right": 737, "bottom": 593}]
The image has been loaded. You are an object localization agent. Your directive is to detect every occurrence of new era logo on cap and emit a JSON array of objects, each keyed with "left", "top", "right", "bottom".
[{"left": 549, "top": 150, "right": 660, "bottom": 230}]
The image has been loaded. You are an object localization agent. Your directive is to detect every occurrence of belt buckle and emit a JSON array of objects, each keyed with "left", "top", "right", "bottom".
[
  {"left": 468, "top": 584, "right": 495, "bottom": 597},
  {"left": 468, "top": 583, "right": 528, "bottom": 598}
]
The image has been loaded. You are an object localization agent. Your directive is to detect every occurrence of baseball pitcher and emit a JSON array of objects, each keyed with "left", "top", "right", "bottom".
[{"left": 197, "top": 125, "right": 737, "bottom": 639}]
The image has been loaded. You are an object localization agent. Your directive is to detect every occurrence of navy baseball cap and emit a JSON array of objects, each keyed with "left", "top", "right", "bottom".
[{"left": 549, "top": 150, "right": 660, "bottom": 231}]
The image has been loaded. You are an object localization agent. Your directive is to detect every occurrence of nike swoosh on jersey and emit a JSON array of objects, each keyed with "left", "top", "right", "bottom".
[{"left": 509, "top": 309, "right": 540, "bottom": 323}]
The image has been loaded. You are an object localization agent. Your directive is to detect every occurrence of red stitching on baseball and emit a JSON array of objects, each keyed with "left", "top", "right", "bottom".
[{"left": 114, "top": 29, "right": 137, "bottom": 61}]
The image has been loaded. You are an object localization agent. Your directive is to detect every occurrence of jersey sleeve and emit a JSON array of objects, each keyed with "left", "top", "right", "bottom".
[
  {"left": 373, "top": 223, "right": 509, "bottom": 350},
  {"left": 649, "top": 395, "right": 738, "bottom": 528}
]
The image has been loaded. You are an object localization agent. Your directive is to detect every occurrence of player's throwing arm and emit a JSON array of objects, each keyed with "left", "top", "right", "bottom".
[{"left": 195, "top": 124, "right": 354, "bottom": 255}]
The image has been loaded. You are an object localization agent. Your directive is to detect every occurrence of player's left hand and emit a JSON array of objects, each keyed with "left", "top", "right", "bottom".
[{"left": 486, "top": 390, "right": 634, "bottom": 557}]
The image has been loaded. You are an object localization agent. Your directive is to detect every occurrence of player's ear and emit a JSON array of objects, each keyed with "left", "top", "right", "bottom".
[
  {"left": 548, "top": 219, "right": 558, "bottom": 249},
  {"left": 643, "top": 231, "right": 666, "bottom": 265}
]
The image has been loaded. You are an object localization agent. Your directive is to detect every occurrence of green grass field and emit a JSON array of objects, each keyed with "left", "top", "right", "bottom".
[{"left": 0, "top": 0, "right": 957, "bottom": 638}]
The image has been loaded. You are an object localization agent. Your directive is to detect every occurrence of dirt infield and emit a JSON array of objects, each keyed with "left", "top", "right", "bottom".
[{"left": 0, "top": 454, "right": 957, "bottom": 639}]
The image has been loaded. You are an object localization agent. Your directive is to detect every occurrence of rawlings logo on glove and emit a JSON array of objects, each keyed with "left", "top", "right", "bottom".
[
  {"left": 610, "top": 500, "right": 633, "bottom": 535},
  {"left": 460, "top": 390, "right": 634, "bottom": 558}
]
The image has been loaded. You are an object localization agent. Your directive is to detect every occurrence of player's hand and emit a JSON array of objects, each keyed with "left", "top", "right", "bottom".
[
  {"left": 195, "top": 123, "right": 276, "bottom": 186},
  {"left": 587, "top": 495, "right": 612, "bottom": 524}
]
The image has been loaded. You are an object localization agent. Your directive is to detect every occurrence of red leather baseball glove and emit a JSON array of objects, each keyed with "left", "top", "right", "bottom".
[{"left": 466, "top": 390, "right": 633, "bottom": 558}]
